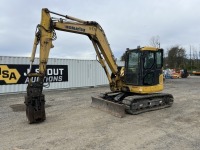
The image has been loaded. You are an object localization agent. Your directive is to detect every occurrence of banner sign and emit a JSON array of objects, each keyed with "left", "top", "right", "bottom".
[{"left": 0, "top": 64, "right": 68, "bottom": 85}]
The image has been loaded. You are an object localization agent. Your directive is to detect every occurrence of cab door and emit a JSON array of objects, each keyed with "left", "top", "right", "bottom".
[{"left": 142, "top": 50, "right": 163, "bottom": 85}]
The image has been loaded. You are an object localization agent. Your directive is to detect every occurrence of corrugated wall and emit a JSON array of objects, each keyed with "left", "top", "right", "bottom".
[{"left": 0, "top": 56, "right": 124, "bottom": 94}]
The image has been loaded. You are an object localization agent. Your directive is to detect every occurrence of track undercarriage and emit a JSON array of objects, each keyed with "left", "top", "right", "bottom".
[{"left": 91, "top": 92, "right": 174, "bottom": 117}]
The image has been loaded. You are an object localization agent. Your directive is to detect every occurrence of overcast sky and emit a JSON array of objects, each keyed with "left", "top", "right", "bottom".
[{"left": 1, "top": 0, "right": 200, "bottom": 60}]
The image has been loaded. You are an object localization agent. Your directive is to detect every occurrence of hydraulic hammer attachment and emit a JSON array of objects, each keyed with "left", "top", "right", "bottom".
[{"left": 24, "top": 82, "right": 46, "bottom": 123}]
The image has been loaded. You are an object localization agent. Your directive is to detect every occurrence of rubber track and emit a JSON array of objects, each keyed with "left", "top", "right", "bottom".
[{"left": 122, "top": 93, "right": 174, "bottom": 115}]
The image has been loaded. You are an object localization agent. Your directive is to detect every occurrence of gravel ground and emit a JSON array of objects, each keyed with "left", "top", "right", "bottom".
[{"left": 0, "top": 76, "right": 200, "bottom": 150}]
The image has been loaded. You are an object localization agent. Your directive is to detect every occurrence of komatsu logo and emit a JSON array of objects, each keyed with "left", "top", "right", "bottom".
[
  {"left": 0, "top": 65, "right": 21, "bottom": 84},
  {"left": 66, "top": 25, "right": 85, "bottom": 32}
]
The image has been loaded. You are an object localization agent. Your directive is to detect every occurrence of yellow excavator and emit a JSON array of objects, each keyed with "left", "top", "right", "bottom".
[{"left": 25, "top": 8, "right": 174, "bottom": 123}]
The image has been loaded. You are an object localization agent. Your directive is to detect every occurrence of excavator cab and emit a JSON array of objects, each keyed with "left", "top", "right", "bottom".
[{"left": 124, "top": 47, "right": 163, "bottom": 86}]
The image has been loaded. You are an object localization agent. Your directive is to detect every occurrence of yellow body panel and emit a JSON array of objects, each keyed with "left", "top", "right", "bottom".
[
  {"left": 127, "top": 84, "right": 163, "bottom": 94},
  {"left": 123, "top": 74, "right": 164, "bottom": 94}
]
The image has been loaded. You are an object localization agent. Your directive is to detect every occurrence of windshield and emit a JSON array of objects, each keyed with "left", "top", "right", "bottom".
[
  {"left": 125, "top": 50, "right": 140, "bottom": 85},
  {"left": 128, "top": 51, "right": 139, "bottom": 70}
]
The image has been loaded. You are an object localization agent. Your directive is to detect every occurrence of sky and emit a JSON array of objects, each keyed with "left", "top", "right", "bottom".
[{"left": 1, "top": 0, "right": 200, "bottom": 60}]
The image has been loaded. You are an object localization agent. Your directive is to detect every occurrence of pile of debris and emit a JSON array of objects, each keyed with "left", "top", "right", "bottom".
[{"left": 163, "top": 69, "right": 189, "bottom": 79}]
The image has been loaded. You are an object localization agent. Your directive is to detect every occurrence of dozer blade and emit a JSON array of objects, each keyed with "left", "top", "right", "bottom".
[{"left": 91, "top": 96, "right": 125, "bottom": 118}]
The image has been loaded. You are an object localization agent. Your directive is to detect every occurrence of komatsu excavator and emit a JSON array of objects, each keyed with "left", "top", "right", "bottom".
[{"left": 25, "top": 8, "right": 174, "bottom": 123}]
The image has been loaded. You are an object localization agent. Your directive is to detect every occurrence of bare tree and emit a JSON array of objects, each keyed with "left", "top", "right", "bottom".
[{"left": 149, "top": 36, "right": 160, "bottom": 48}]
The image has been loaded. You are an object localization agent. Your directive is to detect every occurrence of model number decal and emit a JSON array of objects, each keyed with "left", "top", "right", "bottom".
[{"left": 66, "top": 26, "right": 85, "bottom": 32}]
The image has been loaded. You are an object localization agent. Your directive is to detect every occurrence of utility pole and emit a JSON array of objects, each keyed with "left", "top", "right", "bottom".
[
  {"left": 199, "top": 44, "right": 200, "bottom": 70},
  {"left": 190, "top": 45, "right": 192, "bottom": 71}
]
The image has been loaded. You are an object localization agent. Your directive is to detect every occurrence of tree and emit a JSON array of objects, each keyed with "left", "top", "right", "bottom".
[
  {"left": 149, "top": 36, "right": 160, "bottom": 48},
  {"left": 189, "top": 45, "right": 200, "bottom": 70},
  {"left": 120, "top": 52, "right": 126, "bottom": 61},
  {"left": 166, "top": 46, "right": 187, "bottom": 69}
]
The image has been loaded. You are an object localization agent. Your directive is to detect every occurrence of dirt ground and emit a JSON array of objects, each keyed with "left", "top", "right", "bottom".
[{"left": 0, "top": 76, "right": 200, "bottom": 150}]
